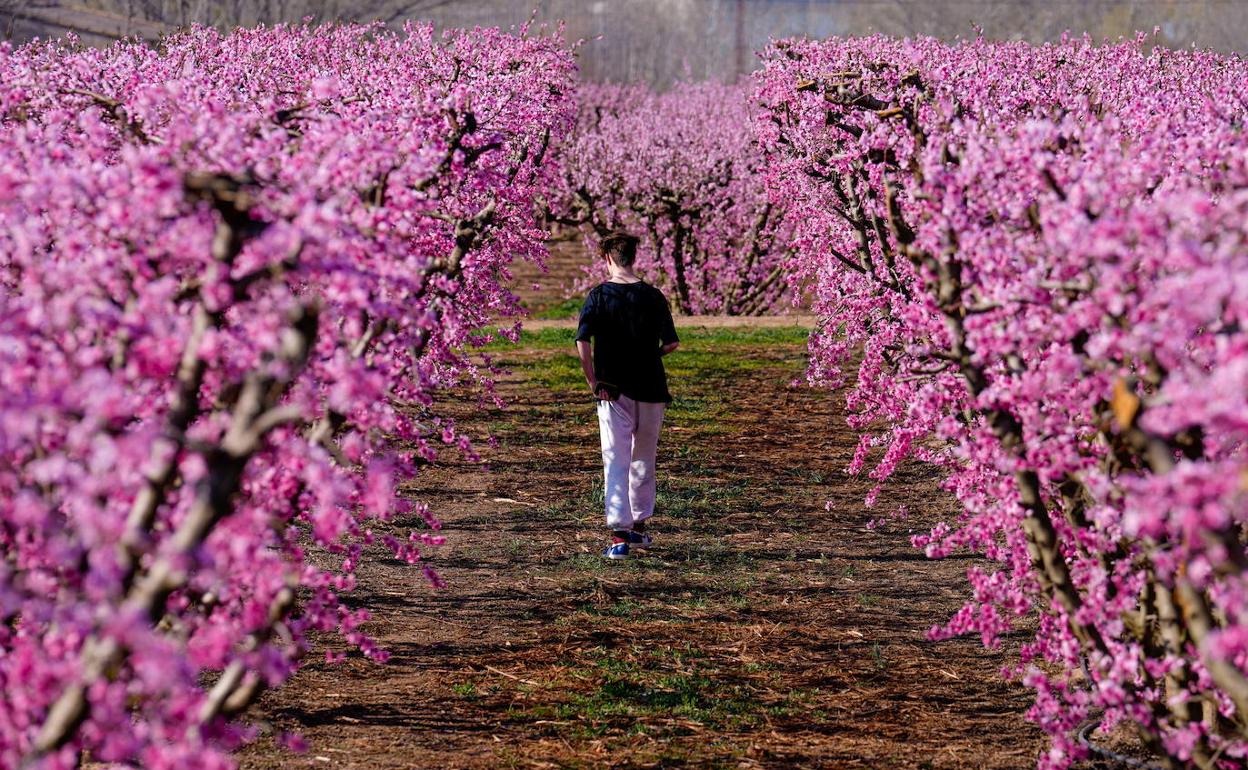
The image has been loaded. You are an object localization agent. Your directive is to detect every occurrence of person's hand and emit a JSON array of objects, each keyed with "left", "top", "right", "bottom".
[{"left": 591, "top": 381, "right": 617, "bottom": 401}]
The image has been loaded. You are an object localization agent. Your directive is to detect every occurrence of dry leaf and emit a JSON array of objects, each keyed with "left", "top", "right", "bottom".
[{"left": 1110, "top": 378, "right": 1140, "bottom": 429}]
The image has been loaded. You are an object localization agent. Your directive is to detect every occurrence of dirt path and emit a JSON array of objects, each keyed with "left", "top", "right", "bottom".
[{"left": 239, "top": 326, "right": 1044, "bottom": 769}]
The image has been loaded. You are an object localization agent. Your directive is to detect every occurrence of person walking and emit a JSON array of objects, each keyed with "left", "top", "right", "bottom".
[{"left": 574, "top": 232, "right": 680, "bottom": 560}]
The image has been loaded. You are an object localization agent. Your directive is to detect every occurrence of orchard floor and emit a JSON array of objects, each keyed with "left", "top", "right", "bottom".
[{"left": 238, "top": 323, "right": 1052, "bottom": 770}]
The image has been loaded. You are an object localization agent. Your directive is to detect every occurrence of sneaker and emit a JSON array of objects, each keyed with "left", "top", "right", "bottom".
[
  {"left": 602, "top": 541, "right": 629, "bottom": 560},
  {"left": 625, "top": 531, "right": 653, "bottom": 549}
]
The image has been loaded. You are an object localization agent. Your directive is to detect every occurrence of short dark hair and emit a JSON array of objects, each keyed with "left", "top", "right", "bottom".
[{"left": 600, "top": 232, "right": 639, "bottom": 268}]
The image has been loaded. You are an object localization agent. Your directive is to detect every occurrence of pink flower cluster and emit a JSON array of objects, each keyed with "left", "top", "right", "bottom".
[
  {"left": 756, "top": 33, "right": 1248, "bottom": 767},
  {"left": 0, "top": 21, "right": 574, "bottom": 769},
  {"left": 548, "top": 81, "right": 793, "bottom": 315}
]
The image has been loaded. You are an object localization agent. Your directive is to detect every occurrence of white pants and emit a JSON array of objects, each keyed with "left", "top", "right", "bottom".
[{"left": 597, "top": 395, "right": 666, "bottom": 531}]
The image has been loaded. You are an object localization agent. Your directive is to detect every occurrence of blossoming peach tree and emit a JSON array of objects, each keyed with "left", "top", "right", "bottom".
[
  {"left": 757, "top": 33, "right": 1248, "bottom": 768},
  {"left": 0, "top": 21, "right": 573, "bottom": 769},
  {"left": 548, "top": 81, "right": 794, "bottom": 315}
]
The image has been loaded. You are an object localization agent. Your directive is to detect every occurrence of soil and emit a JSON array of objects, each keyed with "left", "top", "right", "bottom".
[
  {"left": 237, "top": 318, "right": 1050, "bottom": 769},
  {"left": 510, "top": 233, "right": 593, "bottom": 312}
]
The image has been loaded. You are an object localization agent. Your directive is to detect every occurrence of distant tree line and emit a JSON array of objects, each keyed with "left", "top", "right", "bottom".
[
  {"left": 3, "top": 1, "right": 1246, "bottom": 83},
  {"left": 0, "top": 0, "right": 464, "bottom": 39},
  {"left": 107, "top": 0, "right": 460, "bottom": 27}
]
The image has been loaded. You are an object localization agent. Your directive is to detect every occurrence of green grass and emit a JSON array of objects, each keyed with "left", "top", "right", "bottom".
[
  {"left": 477, "top": 327, "right": 810, "bottom": 412},
  {"left": 666, "top": 392, "right": 721, "bottom": 427},
  {"left": 558, "top": 551, "right": 650, "bottom": 575},
  {"left": 477, "top": 326, "right": 575, "bottom": 352},
  {"left": 516, "top": 351, "right": 584, "bottom": 392},
  {"left": 515, "top": 646, "right": 802, "bottom": 738},
  {"left": 590, "top": 598, "right": 648, "bottom": 617},
  {"left": 478, "top": 324, "right": 809, "bottom": 353},
  {"left": 654, "top": 477, "right": 751, "bottom": 522},
  {"left": 524, "top": 478, "right": 602, "bottom": 528},
  {"left": 576, "top": 585, "right": 752, "bottom": 621},
  {"left": 660, "top": 537, "right": 755, "bottom": 570},
  {"left": 669, "top": 325, "right": 810, "bottom": 347},
  {"left": 871, "top": 641, "right": 888, "bottom": 671},
  {"left": 529, "top": 297, "right": 583, "bottom": 320}
]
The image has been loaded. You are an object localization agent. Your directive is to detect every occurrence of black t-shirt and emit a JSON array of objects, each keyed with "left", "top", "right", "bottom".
[{"left": 575, "top": 281, "right": 679, "bottom": 403}]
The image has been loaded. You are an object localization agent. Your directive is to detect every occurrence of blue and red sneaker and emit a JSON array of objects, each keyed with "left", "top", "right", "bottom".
[
  {"left": 625, "top": 530, "right": 653, "bottom": 549},
  {"left": 602, "top": 540, "right": 629, "bottom": 560}
]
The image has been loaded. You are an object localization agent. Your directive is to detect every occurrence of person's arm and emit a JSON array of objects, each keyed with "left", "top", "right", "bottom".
[
  {"left": 658, "top": 291, "right": 680, "bottom": 357},
  {"left": 574, "top": 291, "right": 604, "bottom": 398},
  {"left": 576, "top": 339, "right": 600, "bottom": 395}
]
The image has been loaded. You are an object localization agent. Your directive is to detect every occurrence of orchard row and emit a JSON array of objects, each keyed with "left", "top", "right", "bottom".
[
  {"left": 2, "top": 22, "right": 1246, "bottom": 770},
  {"left": 758, "top": 34, "right": 1248, "bottom": 768},
  {"left": 0, "top": 22, "right": 575, "bottom": 770}
]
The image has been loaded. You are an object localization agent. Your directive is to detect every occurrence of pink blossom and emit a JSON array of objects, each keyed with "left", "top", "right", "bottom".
[
  {"left": 757, "top": 32, "right": 1248, "bottom": 766},
  {"left": 0, "top": 21, "right": 575, "bottom": 768}
]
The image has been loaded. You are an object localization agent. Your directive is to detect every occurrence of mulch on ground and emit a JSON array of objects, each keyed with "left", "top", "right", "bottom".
[{"left": 238, "top": 325, "right": 1045, "bottom": 769}]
